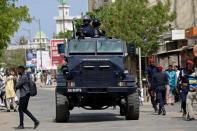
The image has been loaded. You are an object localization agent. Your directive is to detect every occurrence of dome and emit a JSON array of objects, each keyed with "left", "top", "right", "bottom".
[{"left": 34, "top": 31, "right": 47, "bottom": 39}]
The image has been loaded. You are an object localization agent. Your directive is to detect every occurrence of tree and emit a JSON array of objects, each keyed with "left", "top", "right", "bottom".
[
  {"left": 56, "top": 30, "right": 73, "bottom": 39},
  {"left": 93, "top": 0, "right": 176, "bottom": 56},
  {"left": 0, "top": 0, "right": 30, "bottom": 56},
  {"left": 0, "top": 49, "right": 26, "bottom": 67}
]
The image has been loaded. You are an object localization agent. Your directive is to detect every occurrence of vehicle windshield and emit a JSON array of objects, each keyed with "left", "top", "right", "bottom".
[
  {"left": 97, "top": 40, "right": 123, "bottom": 53},
  {"left": 69, "top": 41, "right": 96, "bottom": 53}
]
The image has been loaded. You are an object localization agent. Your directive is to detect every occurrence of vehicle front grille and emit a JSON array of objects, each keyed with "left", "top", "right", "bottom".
[{"left": 74, "top": 61, "right": 117, "bottom": 87}]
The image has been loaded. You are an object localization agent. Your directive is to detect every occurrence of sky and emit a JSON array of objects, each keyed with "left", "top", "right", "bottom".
[{"left": 12, "top": 0, "right": 88, "bottom": 43}]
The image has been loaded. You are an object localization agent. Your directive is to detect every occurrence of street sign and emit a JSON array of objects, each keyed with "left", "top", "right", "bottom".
[{"left": 50, "top": 39, "right": 65, "bottom": 67}]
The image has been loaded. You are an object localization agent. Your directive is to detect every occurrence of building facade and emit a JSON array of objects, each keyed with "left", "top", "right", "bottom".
[
  {"left": 156, "top": 0, "right": 197, "bottom": 68},
  {"left": 8, "top": 31, "right": 49, "bottom": 50},
  {"left": 54, "top": 4, "right": 81, "bottom": 35}
]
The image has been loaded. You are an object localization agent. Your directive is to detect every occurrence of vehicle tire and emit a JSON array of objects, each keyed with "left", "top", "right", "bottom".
[
  {"left": 55, "top": 93, "right": 70, "bottom": 122},
  {"left": 125, "top": 92, "right": 140, "bottom": 120}
]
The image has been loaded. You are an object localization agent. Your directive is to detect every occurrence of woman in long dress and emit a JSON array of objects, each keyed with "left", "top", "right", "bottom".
[{"left": 5, "top": 69, "right": 17, "bottom": 112}]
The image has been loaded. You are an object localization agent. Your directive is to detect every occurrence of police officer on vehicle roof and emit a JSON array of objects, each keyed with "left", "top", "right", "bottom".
[
  {"left": 76, "top": 15, "right": 105, "bottom": 38},
  {"left": 81, "top": 15, "right": 94, "bottom": 37}
]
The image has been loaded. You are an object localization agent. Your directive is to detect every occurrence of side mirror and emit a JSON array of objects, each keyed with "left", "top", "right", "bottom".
[{"left": 127, "top": 43, "right": 136, "bottom": 56}]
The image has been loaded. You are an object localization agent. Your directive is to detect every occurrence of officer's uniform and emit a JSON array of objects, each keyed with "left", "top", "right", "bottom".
[
  {"left": 186, "top": 72, "right": 197, "bottom": 120},
  {"left": 81, "top": 25, "right": 94, "bottom": 37}
]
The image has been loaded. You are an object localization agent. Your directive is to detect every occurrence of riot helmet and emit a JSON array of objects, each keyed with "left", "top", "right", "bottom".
[
  {"left": 92, "top": 19, "right": 101, "bottom": 28},
  {"left": 83, "top": 15, "right": 91, "bottom": 26}
]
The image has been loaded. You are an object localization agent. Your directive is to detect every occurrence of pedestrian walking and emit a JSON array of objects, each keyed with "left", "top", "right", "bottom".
[
  {"left": 46, "top": 72, "right": 52, "bottom": 85},
  {"left": 145, "top": 59, "right": 158, "bottom": 112},
  {"left": 153, "top": 65, "right": 168, "bottom": 115},
  {"left": 15, "top": 66, "right": 39, "bottom": 129},
  {"left": 0, "top": 70, "right": 6, "bottom": 106},
  {"left": 178, "top": 60, "right": 194, "bottom": 117},
  {"left": 5, "top": 69, "right": 17, "bottom": 112},
  {"left": 174, "top": 65, "right": 181, "bottom": 103},
  {"left": 185, "top": 60, "right": 197, "bottom": 121},
  {"left": 165, "top": 65, "right": 177, "bottom": 105}
]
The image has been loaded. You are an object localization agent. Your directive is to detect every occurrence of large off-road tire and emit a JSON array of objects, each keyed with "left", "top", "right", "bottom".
[
  {"left": 55, "top": 93, "right": 70, "bottom": 122},
  {"left": 125, "top": 92, "right": 140, "bottom": 120}
]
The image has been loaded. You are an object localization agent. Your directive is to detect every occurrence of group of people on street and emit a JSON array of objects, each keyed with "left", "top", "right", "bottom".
[
  {"left": 0, "top": 66, "right": 39, "bottom": 129},
  {"left": 0, "top": 68, "right": 18, "bottom": 112},
  {"left": 145, "top": 59, "right": 197, "bottom": 121},
  {"left": 35, "top": 70, "right": 54, "bottom": 85}
]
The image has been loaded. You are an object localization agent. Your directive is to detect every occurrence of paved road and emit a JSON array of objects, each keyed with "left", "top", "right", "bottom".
[{"left": 0, "top": 87, "right": 197, "bottom": 131}]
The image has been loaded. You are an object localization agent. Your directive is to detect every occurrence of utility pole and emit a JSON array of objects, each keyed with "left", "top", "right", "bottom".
[
  {"left": 138, "top": 48, "right": 142, "bottom": 89},
  {"left": 33, "top": 17, "right": 43, "bottom": 70},
  {"left": 38, "top": 19, "right": 42, "bottom": 70},
  {"left": 192, "top": 0, "right": 196, "bottom": 26}
]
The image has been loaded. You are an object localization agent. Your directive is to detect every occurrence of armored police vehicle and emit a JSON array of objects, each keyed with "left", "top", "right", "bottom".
[{"left": 55, "top": 17, "right": 139, "bottom": 122}]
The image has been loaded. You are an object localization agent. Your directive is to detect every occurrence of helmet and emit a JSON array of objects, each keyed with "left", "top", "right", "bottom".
[
  {"left": 92, "top": 19, "right": 101, "bottom": 27},
  {"left": 83, "top": 15, "right": 91, "bottom": 24}
]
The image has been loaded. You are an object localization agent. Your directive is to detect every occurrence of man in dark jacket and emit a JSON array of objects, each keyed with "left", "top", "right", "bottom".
[
  {"left": 153, "top": 65, "right": 168, "bottom": 115},
  {"left": 15, "top": 66, "right": 39, "bottom": 129},
  {"left": 145, "top": 59, "right": 158, "bottom": 112}
]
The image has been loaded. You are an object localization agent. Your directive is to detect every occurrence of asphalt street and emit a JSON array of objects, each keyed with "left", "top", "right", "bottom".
[{"left": 0, "top": 87, "right": 197, "bottom": 131}]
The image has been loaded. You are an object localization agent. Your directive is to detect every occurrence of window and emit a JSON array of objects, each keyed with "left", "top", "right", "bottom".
[
  {"left": 69, "top": 41, "right": 96, "bottom": 53},
  {"left": 97, "top": 40, "right": 123, "bottom": 53}
]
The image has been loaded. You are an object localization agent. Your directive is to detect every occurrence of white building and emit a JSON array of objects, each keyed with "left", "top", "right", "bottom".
[
  {"left": 54, "top": 4, "right": 81, "bottom": 35},
  {"left": 32, "top": 31, "right": 50, "bottom": 49},
  {"left": 8, "top": 31, "right": 50, "bottom": 50}
]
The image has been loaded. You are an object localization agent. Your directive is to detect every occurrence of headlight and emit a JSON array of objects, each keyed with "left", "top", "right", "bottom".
[
  {"left": 118, "top": 81, "right": 133, "bottom": 87},
  {"left": 67, "top": 81, "right": 75, "bottom": 87}
]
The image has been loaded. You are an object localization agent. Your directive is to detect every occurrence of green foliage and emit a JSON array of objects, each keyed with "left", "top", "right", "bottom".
[
  {"left": 56, "top": 30, "right": 73, "bottom": 39},
  {"left": 73, "top": 19, "right": 83, "bottom": 29},
  {"left": 0, "top": 0, "right": 30, "bottom": 56},
  {"left": 93, "top": 0, "right": 176, "bottom": 56},
  {"left": 0, "top": 49, "right": 26, "bottom": 67}
]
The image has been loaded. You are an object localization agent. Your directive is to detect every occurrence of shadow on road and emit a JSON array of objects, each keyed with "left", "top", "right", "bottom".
[
  {"left": 55, "top": 113, "right": 125, "bottom": 123},
  {"left": 13, "top": 127, "right": 33, "bottom": 130}
]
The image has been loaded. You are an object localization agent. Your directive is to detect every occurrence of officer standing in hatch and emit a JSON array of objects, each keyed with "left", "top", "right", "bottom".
[
  {"left": 92, "top": 19, "right": 105, "bottom": 37},
  {"left": 80, "top": 15, "right": 94, "bottom": 37}
]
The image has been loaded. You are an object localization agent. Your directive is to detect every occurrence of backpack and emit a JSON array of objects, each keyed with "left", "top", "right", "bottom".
[{"left": 29, "top": 79, "right": 37, "bottom": 97}]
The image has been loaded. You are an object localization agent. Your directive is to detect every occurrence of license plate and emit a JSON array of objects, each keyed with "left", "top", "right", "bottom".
[{"left": 67, "top": 88, "right": 82, "bottom": 92}]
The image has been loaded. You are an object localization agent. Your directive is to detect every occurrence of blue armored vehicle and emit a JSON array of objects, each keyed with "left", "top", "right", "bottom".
[{"left": 55, "top": 17, "right": 139, "bottom": 122}]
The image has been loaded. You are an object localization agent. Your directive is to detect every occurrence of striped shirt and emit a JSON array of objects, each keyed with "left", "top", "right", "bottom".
[{"left": 188, "top": 73, "right": 197, "bottom": 91}]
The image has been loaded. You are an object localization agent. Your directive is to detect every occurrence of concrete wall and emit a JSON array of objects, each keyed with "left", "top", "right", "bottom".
[{"left": 150, "top": 0, "right": 197, "bottom": 29}]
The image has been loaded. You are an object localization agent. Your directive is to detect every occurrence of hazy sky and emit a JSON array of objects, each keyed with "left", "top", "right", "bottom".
[{"left": 12, "top": 0, "right": 88, "bottom": 42}]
